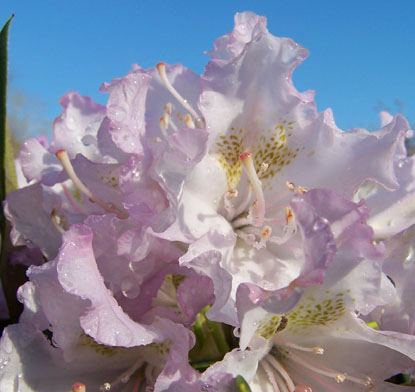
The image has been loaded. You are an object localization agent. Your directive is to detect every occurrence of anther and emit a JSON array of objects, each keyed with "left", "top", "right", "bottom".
[
  {"left": 99, "top": 382, "right": 111, "bottom": 391},
  {"left": 285, "top": 207, "right": 294, "bottom": 224},
  {"left": 156, "top": 62, "right": 204, "bottom": 128},
  {"left": 72, "top": 383, "right": 86, "bottom": 392},
  {"left": 164, "top": 103, "right": 173, "bottom": 115},
  {"left": 294, "top": 386, "right": 312, "bottom": 392},
  {"left": 183, "top": 114, "right": 195, "bottom": 128},
  {"left": 296, "top": 186, "right": 307, "bottom": 194},
  {"left": 159, "top": 113, "right": 169, "bottom": 132},
  {"left": 50, "top": 208, "right": 67, "bottom": 234},
  {"left": 261, "top": 225, "right": 272, "bottom": 239},
  {"left": 56, "top": 150, "right": 128, "bottom": 220},
  {"left": 257, "top": 162, "right": 269, "bottom": 177},
  {"left": 286, "top": 181, "right": 295, "bottom": 191}
]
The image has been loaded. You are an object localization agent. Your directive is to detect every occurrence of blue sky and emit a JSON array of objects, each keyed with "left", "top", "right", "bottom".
[{"left": 1, "top": 1, "right": 414, "bottom": 135}]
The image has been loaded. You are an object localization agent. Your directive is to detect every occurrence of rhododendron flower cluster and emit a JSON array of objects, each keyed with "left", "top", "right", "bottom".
[{"left": 2, "top": 11, "right": 415, "bottom": 392}]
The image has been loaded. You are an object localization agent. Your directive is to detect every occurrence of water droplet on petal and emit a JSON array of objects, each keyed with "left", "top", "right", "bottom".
[
  {"left": 108, "top": 105, "right": 127, "bottom": 122},
  {"left": 281, "top": 43, "right": 298, "bottom": 65},
  {"left": 121, "top": 276, "right": 140, "bottom": 299},
  {"left": 3, "top": 339, "right": 13, "bottom": 354}
]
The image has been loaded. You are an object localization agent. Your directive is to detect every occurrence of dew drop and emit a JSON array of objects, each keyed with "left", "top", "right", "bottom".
[
  {"left": 312, "top": 221, "right": 324, "bottom": 231},
  {"left": 281, "top": 43, "right": 298, "bottom": 65},
  {"left": 3, "top": 339, "right": 13, "bottom": 354},
  {"left": 108, "top": 105, "right": 127, "bottom": 122},
  {"left": 121, "top": 276, "right": 140, "bottom": 299}
]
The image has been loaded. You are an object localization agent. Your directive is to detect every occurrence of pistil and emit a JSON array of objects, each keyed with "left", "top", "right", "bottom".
[{"left": 240, "top": 152, "right": 266, "bottom": 227}]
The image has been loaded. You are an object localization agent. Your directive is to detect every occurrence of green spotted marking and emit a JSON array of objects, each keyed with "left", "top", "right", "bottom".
[
  {"left": 256, "top": 292, "right": 348, "bottom": 339},
  {"left": 212, "top": 120, "right": 300, "bottom": 189}
]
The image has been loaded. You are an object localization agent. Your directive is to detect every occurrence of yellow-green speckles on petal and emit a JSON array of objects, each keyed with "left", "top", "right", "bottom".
[
  {"left": 256, "top": 315, "right": 288, "bottom": 339},
  {"left": 78, "top": 334, "right": 120, "bottom": 357},
  {"left": 213, "top": 128, "right": 244, "bottom": 189},
  {"left": 256, "top": 292, "right": 347, "bottom": 339},
  {"left": 212, "top": 120, "right": 299, "bottom": 189},
  {"left": 148, "top": 339, "right": 172, "bottom": 356},
  {"left": 287, "top": 294, "right": 346, "bottom": 332}
]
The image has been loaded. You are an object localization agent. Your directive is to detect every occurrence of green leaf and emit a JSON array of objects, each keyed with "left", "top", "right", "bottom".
[
  {"left": 0, "top": 14, "right": 25, "bottom": 324},
  {"left": 0, "top": 14, "right": 17, "bottom": 206}
]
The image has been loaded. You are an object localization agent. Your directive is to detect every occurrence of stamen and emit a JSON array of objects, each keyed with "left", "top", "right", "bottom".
[
  {"left": 100, "top": 358, "right": 144, "bottom": 391},
  {"left": 285, "top": 207, "right": 294, "bottom": 224},
  {"left": 164, "top": 102, "right": 173, "bottom": 115},
  {"left": 286, "top": 351, "right": 372, "bottom": 388},
  {"left": 266, "top": 355, "right": 296, "bottom": 391},
  {"left": 296, "top": 186, "right": 307, "bottom": 194},
  {"left": 61, "top": 182, "right": 89, "bottom": 215},
  {"left": 276, "top": 339, "right": 324, "bottom": 355},
  {"left": 274, "top": 372, "right": 290, "bottom": 392},
  {"left": 225, "top": 189, "right": 238, "bottom": 220},
  {"left": 156, "top": 62, "right": 204, "bottom": 128},
  {"left": 99, "top": 383, "right": 111, "bottom": 391},
  {"left": 260, "top": 360, "right": 281, "bottom": 392},
  {"left": 286, "top": 181, "right": 295, "bottom": 191},
  {"left": 294, "top": 386, "right": 312, "bottom": 392},
  {"left": 265, "top": 181, "right": 294, "bottom": 210},
  {"left": 176, "top": 112, "right": 196, "bottom": 129},
  {"left": 50, "top": 208, "right": 67, "bottom": 234},
  {"left": 159, "top": 103, "right": 177, "bottom": 138},
  {"left": 56, "top": 150, "right": 128, "bottom": 220},
  {"left": 72, "top": 383, "right": 86, "bottom": 392},
  {"left": 254, "top": 225, "right": 272, "bottom": 249},
  {"left": 268, "top": 208, "right": 296, "bottom": 245},
  {"left": 159, "top": 113, "right": 170, "bottom": 138},
  {"left": 240, "top": 152, "right": 266, "bottom": 227},
  {"left": 132, "top": 371, "right": 144, "bottom": 392},
  {"left": 258, "top": 162, "right": 269, "bottom": 177}
]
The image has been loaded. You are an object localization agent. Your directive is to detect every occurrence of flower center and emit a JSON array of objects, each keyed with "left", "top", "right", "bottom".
[{"left": 224, "top": 151, "right": 302, "bottom": 250}]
